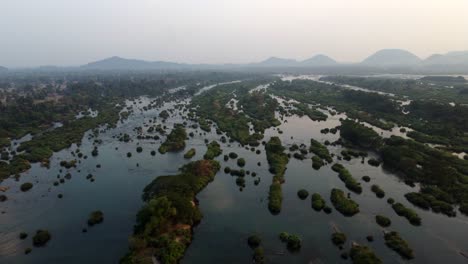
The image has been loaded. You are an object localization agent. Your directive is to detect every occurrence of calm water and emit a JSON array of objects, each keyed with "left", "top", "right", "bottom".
[{"left": 1, "top": 88, "right": 468, "bottom": 264}]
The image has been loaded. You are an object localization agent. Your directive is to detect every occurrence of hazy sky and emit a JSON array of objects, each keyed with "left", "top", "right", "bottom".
[{"left": 1, "top": 0, "right": 468, "bottom": 67}]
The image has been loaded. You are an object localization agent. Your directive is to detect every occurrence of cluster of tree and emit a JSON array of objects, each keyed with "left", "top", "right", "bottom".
[
  {"left": 121, "top": 160, "right": 220, "bottom": 264},
  {"left": 158, "top": 124, "right": 187, "bottom": 154},
  {"left": 265, "top": 137, "right": 290, "bottom": 214}
]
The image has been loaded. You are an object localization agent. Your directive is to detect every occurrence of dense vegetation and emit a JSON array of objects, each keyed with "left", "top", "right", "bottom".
[
  {"left": 265, "top": 137, "right": 290, "bottom": 214},
  {"left": 349, "top": 244, "right": 382, "bottom": 264},
  {"left": 330, "top": 188, "right": 360, "bottom": 216},
  {"left": 158, "top": 124, "right": 187, "bottom": 154},
  {"left": 121, "top": 160, "right": 220, "bottom": 264},
  {"left": 309, "top": 138, "right": 333, "bottom": 163},
  {"left": 332, "top": 163, "right": 362, "bottom": 194},
  {"left": 203, "top": 141, "right": 222, "bottom": 160},
  {"left": 384, "top": 231, "right": 414, "bottom": 259}
]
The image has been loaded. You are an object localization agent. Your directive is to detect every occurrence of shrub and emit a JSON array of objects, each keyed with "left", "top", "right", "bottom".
[
  {"left": 229, "top": 152, "right": 238, "bottom": 159},
  {"left": 311, "top": 193, "right": 325, "bottom": 211},
  {"left": 32, "top": 230, "right": 51, "bottom": 247},
  {"left": 297, "top": 189, "right": 309, "bottom": 200},
  {"left": 136, "top": 146, "right": 143, "bottom": 153},
  {"left": 368, "top": 159, "right": 381, "bottom": 167},
  {"left": 184, "top": 148, "right": 196, "bottom": 159},
  {"left": 20, "top": 182, "right": 33, "bottom": 192},
  {"left": 237, "top": 158, "right": 246, "bottom": 167},
  {"left": 362, "top": 176, "right": 370, "bottom": 182},
  {"left": 392, "top": 203, "right": 421, "bottom": 226},
  {"left": 371, "top": 185, "right": 385, "bottom": 198},
  {"left": 350, "top": 244, "right": 382, "bottom": 264},
  {"left": 19, "top": 232, "right": 28, "bottom": 239},
  {"left": 247, "top": 235, "right": 262, "bottom": 249},
  {"left": 375, "top": 215, "right": 391, "bottom": 227},
  {"left": 88, "top": 210, "right": 104, "bottom": 226},
  {"left": 330, "top": 188, "right": 359, "bottom": 216},
  {"left": 384, "top": 231, "right": 414, "bottom": 259},
  {"left": 331, "top": 232, "right": 346, "bottom": 246}
]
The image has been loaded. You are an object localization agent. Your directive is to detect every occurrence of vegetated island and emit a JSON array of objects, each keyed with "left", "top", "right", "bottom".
[
  {"left": 265, "top": 136, "right": 290, "bottom": 214},
  {"left": 121, "top": 160, "right": 220, "bottom": 264}
]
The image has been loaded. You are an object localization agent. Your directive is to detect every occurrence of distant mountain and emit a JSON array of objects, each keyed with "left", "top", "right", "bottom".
[
  {"left": 255, "top": 57, "right": 298, "bottom": 67},
  {"left": 0, "top": 66, "right": 7, "bottom": 72},
  {"left": 301, "top": 54, "right": 337, "bottom": 66},
  {"left": 424, "top": 51, "right": 468, "bottom": 65},
  {"left": 82, "top": 56, "right": 184, "bottom": 70},
  {"left": 361, "top": 49, "right": 421, "bottom": 66}
]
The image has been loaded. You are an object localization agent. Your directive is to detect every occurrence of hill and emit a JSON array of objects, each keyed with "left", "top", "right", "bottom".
[
  {"left": 82, "top": 56, "right": 184, "bottom": 70},
  {"left": 301, "top": 54, "right": 337, "bottom": 66},
  {"left": 424, "top": 51, "right": 468, "bottom": 65},
  {"left": 362, "top": 49, "right": 421, "bottom": 66}
]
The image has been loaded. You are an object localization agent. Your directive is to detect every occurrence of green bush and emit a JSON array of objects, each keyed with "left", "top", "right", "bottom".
[
  {"left": 297, "top": 189, "right": 309, "bottom": 200},
  {"left": 20, "top": 182, "right": 33, "bottom": 192},
  {"left": 237, "top": 158, "right": 246, "bottom": 167},
  {"left": 392, "top": 203, "right": 421, "bottom": 226},
  {"left": 384, "top": 231, "right": 414, "bottom": 259},
  {"left": 371, "top": 185, "right": 385, "bottom": 198},
  {"left": 184, "top": 148, "right": 196, "bottom": 159},
  {"left": 350, "top": 244, "right": 382, "bottom": 264},
  {"left": 88, "top": 210, "right": 104, "bottom": 226},
  {"left": 247, "top": 235, "right": 262, "bottom": 249},
  {"left": 375, "top": 215, "right": 391, "bottom": 227},
  {"left": 330, "top": 188, "right": 359, "bottom": 216},
  {"left": 32, "top": 230, "right": 51, "bottom": 247},
  {"left": 311, "top": 193, "right": 325, "bottom": 211},
  {"left": 331, "top": 232, "right": 346, "bottom": 246}
]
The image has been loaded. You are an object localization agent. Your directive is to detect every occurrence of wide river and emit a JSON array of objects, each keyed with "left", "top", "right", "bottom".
[{"left": 1, "top": 79, "right": 468, "bottom": 264}]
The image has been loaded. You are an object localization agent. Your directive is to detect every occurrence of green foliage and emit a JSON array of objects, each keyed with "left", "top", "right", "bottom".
[
  {"left": 203, "top": 141, "right": 222, "bottom": 160},
  {"left": 330, "top": 188, "right": 360, "bottom": 216},
  {"left": 332, "top": 163, "right": 362, "bottom": 194},
  {"left": 309, "top": 139, "right": 332, "bottom": 163},
  {"left": 247, "top": 235, "right": 262, "bottom": 249},
  {"left": 237, "top": 158, "right": 246, "bottom": 167},
  {"left": 278, "top": 232, "right": 302, "bottom": 251},
  {"left": 311, "top": 193, "right": 326, "bottom": 211},
  {"left": 184, "top": 148, "right": 196, "bottom": 159},
  {"left": 331, "top": 232, "right": 347, "bottom": 246},
  {"left": 349, "top": 244, "right": 382, "bottom": 264},
  {"left": 292, "top": 103, "right": 327, "bottom": 121},
  {"left": 384, "top": 231, "right": 414, "bottom": 259},
  {"left": 88, "top": 210, "right": 104, "bottom": 226},
  {"left": 158, "top": 124, "right": 187, "bottom": 154},
  {"left": 265, "top": 137, "right": 289, "bottom": 214},
  {"left": 297, "top": 189, "right": 309, "bottom": 200},
  {"left": 404, "top": 192, "right": 455, "bottom": 217},
  {"left": 392, "top": 202, "right": 421, "bottom": 226},
  {"left": 340, "top": 119, "right": 382, "bottom": 149},
  {"left": 371, "top": 185, "right": 385, "bottom": 198},
  {"left": 32, "top": 230, "right": 51, "bottom": 247},
  {"left": 312, "top": 155, "right": 324, "bottom": 170},
  {"left": 124, "top": 160, "right": 220, "bottom": 264},
  {"left": 20, "top": 182, "right": 33, "bottom": 192},
  {"left": 375, "top": 215, "right": 391, "bottom": 227}
]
